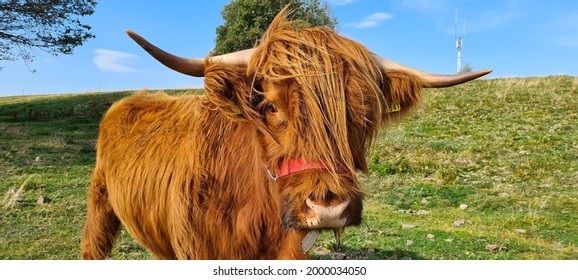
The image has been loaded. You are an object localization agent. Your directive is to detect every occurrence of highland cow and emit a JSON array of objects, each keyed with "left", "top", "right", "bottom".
[{"left": 81, "top": 8, "right": 491, "bottom": 259}]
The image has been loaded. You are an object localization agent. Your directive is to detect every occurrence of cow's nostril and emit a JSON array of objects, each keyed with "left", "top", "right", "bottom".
[{"left": 325, "top": 191, "right": 336, "bottom": 201}]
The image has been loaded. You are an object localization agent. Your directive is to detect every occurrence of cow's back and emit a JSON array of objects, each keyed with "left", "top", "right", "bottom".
[{"left": 94, "top": 91, "right": 204, "bottom": 258}]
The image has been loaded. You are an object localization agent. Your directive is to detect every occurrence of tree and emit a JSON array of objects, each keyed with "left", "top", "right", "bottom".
[
  {"left": 459, "top": 63, "right": 473, "bottom": 74},
  {"left": 214, "top": 0, "right": 337, "bottom": 55},
  {"left": 0, "top": 0, "right": 97, "bottom": 67}
]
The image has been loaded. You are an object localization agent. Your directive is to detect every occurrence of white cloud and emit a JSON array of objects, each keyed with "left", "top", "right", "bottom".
[
  {"left": 542, "top": 12, "right": 578, "bottom": 47},
  {"left": 399, "top": 0, "right": 521, "bottom": 35},
  {"left": 347, "top": 12, "right": 394, "bottom": 29},
  {"left": 468, "top": 10, "right": 516, "bottom": 34},
  {"left": 328, "top": 0, "right": 356, "bottom": 5},
  {"left": 93, "top": 49, "right": 139, "bottom": 73},
  {"left": 556, "top": 37, "right": 578, "bottom": 47},
  {"left": 400, "top": 0, "right": 447, "bottom": 13}
]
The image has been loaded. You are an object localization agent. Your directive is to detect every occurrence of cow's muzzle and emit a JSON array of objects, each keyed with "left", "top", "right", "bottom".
[
  {"left": 304, "top": 197, "right": 349, "bottom": 228},
  {"left": 298, "top": 198, "right": 349, "bottom": 254},
  {"left": 273, "top": 158, "right": 363, "bottom": 253}
]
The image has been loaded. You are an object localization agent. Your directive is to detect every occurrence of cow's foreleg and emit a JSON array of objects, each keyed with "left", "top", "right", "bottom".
[{"left": 81, "top": 178, "right": 120, "bottom": 260}]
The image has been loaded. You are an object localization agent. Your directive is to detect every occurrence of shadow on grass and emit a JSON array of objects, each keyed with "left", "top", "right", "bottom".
[{"left": 313, "top": 245, "right": 426, "bottom": 260}]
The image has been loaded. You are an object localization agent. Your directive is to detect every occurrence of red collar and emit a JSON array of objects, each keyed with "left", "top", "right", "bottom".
[{"left": 272, "top": 158, "right": 350, "bottom": 180}]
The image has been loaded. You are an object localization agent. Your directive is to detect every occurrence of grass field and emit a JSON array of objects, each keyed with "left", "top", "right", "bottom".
[{"left": 1, "top": 76, "right": 576, "bottom": 260}]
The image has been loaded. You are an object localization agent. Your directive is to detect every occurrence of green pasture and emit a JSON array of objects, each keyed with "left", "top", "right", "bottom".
[{"left": 1, "top": 76, "right": 576, "bottom": 259}]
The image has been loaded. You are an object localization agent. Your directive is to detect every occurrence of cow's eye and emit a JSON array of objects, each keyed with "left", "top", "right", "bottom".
[
  {"left": 259, "top": 101, "right": 278, "bottom": 115},
  {"left": 264, "top": 102, "right": 278, "bottom": 113}
]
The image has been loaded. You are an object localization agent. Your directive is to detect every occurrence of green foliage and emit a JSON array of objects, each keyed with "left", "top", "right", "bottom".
[
  {"left": 370, "top": 155, "right": 412, "bottom": 176},
  {"left": 0, "top": 0, "right": 98, "bottom": 65},
  {"left": 213, "top": 0, "right": 337, "bottom": 55},
  {"left": 459, "top": 63, "right": 473, "bottom": 74}
]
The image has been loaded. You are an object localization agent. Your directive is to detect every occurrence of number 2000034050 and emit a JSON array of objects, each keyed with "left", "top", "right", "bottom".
[{"left": 305, "top": 266, "right": 366, "bottom": 276}]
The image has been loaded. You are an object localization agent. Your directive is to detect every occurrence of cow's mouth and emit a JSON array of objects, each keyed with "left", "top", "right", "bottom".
[{"left": 294, "top": 196, "right": 360, "bottom": 254}]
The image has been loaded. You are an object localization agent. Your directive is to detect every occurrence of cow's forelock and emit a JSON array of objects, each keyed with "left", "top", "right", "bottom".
[{"left": 248, "top": 16, "right": 387, "bottom": 175}]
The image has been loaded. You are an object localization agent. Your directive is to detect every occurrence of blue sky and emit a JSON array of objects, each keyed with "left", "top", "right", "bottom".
[{"left": 1, "top": 0, "right": 577, "bottom": 96}]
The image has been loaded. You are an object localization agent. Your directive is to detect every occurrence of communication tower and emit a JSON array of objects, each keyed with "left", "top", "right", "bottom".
[{"left": 455, "top": 10, "right": 466, "bottom": 74}]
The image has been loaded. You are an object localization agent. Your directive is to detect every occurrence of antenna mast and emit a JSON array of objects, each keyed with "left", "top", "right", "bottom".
[{"left": 455, "top": 10, "right": 465, "bottom": 74}]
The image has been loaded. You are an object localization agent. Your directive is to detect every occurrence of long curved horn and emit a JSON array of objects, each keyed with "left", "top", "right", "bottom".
[
  {"left": 126, "top": 30, "right": 254, "bottom": 77},
  {"left": 371, "top": 54, "right": 492, "bottom": 88}
]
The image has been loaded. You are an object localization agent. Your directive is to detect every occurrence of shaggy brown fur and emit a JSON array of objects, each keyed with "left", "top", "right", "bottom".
[{"left": 81, "top": 9, "right": 425, "bottom": 259}]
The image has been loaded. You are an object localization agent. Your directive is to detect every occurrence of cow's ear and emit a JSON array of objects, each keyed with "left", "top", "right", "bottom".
[
  {"left": 204, "top": 62, "right": 258, "bottom": 122},
  {"left": 379, "top": 70, "right": 426, "bottom": 125}
]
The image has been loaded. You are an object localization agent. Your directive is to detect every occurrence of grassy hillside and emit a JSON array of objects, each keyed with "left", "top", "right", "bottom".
[{"left": 1, "top": 77, "right": 576, "bottom": 259}]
